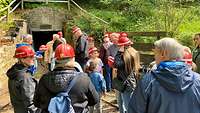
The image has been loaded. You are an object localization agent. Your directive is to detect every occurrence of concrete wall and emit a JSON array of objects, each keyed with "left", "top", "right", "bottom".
[{"left": 25, "top": 7, "right": 66, "bottom": 31}]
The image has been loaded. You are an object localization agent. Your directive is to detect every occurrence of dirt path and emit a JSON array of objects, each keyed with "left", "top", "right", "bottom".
[
  {"left": 0, "top": 91, "right": 119, "bottom": 113},
  {"left": 0, "top": 62, "right": 119, "bottom": 113}
]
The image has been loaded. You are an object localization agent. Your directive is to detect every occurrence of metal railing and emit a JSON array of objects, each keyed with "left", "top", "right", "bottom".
[
  {"left": 0, "top": 0, "right": 22, "bottom": 22},
  {"left": 0, "top": 0, "right": 109, "bottom": 25}
]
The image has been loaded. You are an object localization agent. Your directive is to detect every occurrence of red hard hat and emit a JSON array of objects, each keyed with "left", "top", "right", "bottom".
[
  {"left": 183, "top": 48, "right": 192, "bottom": 66},
  {"left": 88, "top": 47, "right": 98, "bottom": 55},
  {"left": 55, "top": 44, "right": 75, "bottom": 60},
  {"left": 14, "top": 46, "right": 35, "bottom": 58},
  {"left": 39, "top": 45, "right": 48, "bottom": 51},
  {"left": 117, "top": 36, "right": 132, "bottom": 46},
  {"left": 57, "top": 32, "right": 63, "bottom": 38},
  {"left": 72, "top": 26, "right": 80, "bottom": 34},
  {"left": 121, "top": 32, "right": 128, "bottom": 37}
]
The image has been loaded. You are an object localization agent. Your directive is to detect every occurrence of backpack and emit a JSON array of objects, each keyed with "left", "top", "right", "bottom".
[{"left": 48, "top": 75, "right": 79, "bottom": 113}]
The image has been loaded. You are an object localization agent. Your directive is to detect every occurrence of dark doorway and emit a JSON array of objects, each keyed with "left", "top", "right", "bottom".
[{"left": 32, "top": 31, "right": 58, "bottom": 51}]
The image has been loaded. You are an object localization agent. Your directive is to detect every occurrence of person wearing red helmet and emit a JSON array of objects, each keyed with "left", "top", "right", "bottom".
[
  {"left": 6, "top": 46, "right": 40, "bottom": 113},
  {"left": 107, "top": 32, "right": 120, "bottom": 67},
  {"left": 34, "top": 44, "right": 98, "bottom": 113},
  {"left": 113, "top": 35, "right": 140, "bottom": 113},
  {"left": 99, "top": 33, "right": 113, "bottom": 92},
  {"left": 182, "top": 46, "right": 197, "bottom": 71},
  {"left": 72, "top": 26, "right": 89, "bottom": 69},
  {"left": 86, "top": 47, "right": 104, "bottom": 74}
]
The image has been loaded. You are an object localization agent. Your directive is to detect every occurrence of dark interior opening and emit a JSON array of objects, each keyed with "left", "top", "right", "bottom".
[{"left": 32, "top": 31, "right": 58, "bottom": 51}]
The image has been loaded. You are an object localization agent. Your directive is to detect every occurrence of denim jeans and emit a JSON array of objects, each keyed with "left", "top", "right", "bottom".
[
  {"left": 118, "top": 90, "right": 133, "bottom": 113},
  {"left": 104, "top": 64, "right": 112, "bottom": 91}
]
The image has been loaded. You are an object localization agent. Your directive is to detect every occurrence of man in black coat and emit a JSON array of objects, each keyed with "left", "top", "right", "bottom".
[
  {"left": 33, "top": 44, "right": 98, "bottom": 113},
  {"left": 6, "top": 46, "right": 40, "bottom": 113},
  {"left": 72, "top": 26, "right": 89, "bottom": 69}
]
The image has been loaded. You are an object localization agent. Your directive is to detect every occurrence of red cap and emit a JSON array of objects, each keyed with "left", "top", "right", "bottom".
[
  {"left": 120, "top": 32, "right": 128, "bottom": 37},
  {"left": 183, "top": 48, "right": 192, "bottom": 66},
  {"left": 72, "top": 26, "right": 81, "bottom": 34},
  {"left": 55, "top": 44, "right": 75, "bottom": 60},
  {"left": 57, "top": 32, "right": 63, "bottom": 38},
  {"left": 88, "top": 47, "right": 98, "bottom": 55},
  {"left": 14, "top": 46, "right": 35, "bottom": 58},
  {"left": 117, "top": 36, "right": 133, "bottom": 46}
]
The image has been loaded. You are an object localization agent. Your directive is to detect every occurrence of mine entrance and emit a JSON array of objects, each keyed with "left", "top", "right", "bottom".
[{"left": 32, "top": 31, "right": 58, "bottom": 51}]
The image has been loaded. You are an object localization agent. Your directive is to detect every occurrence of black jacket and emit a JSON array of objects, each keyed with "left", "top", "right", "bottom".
[
  {"left": 6, "top": 63, "right": 39, "bottom": 113},
  {"left": 75, "top": 33, "right": 88, "bottom": 65},
  {"left": 114, "top": 51, "right": 137, "bottom": 92},
  {"left": 33, "top": 68, "right": 99, "bottom": 113}
]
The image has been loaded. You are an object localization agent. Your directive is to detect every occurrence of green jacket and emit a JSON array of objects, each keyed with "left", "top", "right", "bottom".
[{"left": 192, "top": 47, "right": 200, "bottom": 73}]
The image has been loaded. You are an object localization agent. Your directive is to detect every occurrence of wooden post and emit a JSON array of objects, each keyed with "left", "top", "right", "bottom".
[
  {"left": 68, "top": 0, "right": 70, "bottom": 11},
  {"left": 21, "top": 0, "right": 24, "bottom": 10},
  {"left": 7, "top": 7, "right": 10, "bottom": 22}
]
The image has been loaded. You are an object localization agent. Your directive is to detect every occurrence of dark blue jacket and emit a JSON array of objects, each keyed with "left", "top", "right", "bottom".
[{"left": 128, "top": 61, "right": 200, "bottom": 113}]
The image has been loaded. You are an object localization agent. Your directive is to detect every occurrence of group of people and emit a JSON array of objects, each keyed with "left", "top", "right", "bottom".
[{"left": 5, "top": 25, "right": 200, "bottom": 113}]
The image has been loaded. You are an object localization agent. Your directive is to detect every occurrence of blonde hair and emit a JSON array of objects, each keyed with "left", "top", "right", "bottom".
[{"left": 123, "top": 46, "right": 141, "bottom": 79}]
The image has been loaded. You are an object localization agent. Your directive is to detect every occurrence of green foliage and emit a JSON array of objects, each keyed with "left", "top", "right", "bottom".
[
  {"left": 0, "top": 0, "right": 12, "bottom": 16},
  {"left": 17, "top": 0, "right": 200, "bottom": 46},
  {"left": 0, "top": 20, "right": 15, "bottom": 31}
]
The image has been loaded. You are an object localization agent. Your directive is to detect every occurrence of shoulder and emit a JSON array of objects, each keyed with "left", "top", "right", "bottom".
[
  {"left": 192, "top": 71, "right": 200, "bottom": 83},
  {"left": 75, "top": 72, "right": 91, "bottom": 85},
  {"left": 138, "top": 71, "right": 156, "bottom": 91}
]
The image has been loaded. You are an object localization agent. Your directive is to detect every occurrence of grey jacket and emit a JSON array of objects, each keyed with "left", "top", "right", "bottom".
[{"left": 6, "top": 63, "right": 40, "bottom": 113}]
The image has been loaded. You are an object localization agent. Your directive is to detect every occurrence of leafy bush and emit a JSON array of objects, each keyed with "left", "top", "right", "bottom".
[{"left": 0, "top": 0, "right": 12, "bottom": 16}]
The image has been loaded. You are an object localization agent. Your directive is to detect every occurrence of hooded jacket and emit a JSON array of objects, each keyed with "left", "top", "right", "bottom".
[
  {"left": 128, "top": 61, "right": 200, "bottom": 113},
  {"left": 6, "top": 63, "right": 39, "bottom": 113},
  {"left": 33, "top": 67, "right": 99, "bottom": 113}
]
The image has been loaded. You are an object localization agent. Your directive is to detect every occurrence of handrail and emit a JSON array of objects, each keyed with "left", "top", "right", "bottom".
[
  {"left": 0, "top": 0, "right": 17, "bottom": 13},
  {"left": 70, "top": 0, "right": 109, "bottom": 25},
  {"left": 0, "top": 0, "right": 20, "bottom": 22}
]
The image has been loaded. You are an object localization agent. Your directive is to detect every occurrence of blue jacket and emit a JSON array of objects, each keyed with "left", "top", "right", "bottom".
[
  {"left": 128, "top": 61, "right": 200, "bottom": 113},
  {"left": 89, "top": 71, "right": 106, "bottom": 93}
]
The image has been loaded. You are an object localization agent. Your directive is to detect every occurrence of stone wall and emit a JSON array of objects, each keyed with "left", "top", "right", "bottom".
[
  {"left": 0, "top": 44, "right": 17, "bottom": 108},
  {"left": 0, "top": 20, "right": 27, "bottom": 108},
  {"left": 25, "top": 7, "right": 67, "bottom": 31}
]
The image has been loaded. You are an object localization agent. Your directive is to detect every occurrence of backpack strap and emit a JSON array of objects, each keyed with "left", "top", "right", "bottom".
[{"left": 66, "top": 75, "right": 79, "bottom": 94}]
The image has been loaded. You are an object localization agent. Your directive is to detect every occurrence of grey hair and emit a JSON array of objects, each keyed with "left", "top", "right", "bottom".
[{"left": 154, "top": 37, "right": 184, "bottom": 60}]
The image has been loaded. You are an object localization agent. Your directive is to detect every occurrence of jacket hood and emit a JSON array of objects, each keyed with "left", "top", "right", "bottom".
[
  {"left": 43, "top": 68, "right": 77, "bottom": 93},
  {"left": 152, "top": 61, "right": 194, "bottom": 93},
  {"left": 6, "top": 63, "right": 27, "bottom": 80}
]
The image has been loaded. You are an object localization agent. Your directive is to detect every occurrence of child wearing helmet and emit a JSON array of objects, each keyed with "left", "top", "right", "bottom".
[
  {"left": 85, "top": 47, "right": 104, "bottom": 74},
  {"left": 6, "top": 46, "right": 40, "bottom": 113}
]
